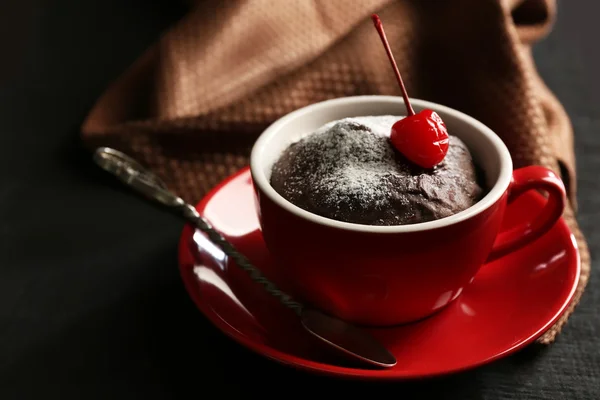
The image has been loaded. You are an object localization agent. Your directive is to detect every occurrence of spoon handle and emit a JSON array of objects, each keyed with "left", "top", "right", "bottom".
[
  {"left": 93, "top": 147, "right": 304, "bottom": 315},
  {"left": 93, "top": 147, "right": 397, "bottom": 369}
]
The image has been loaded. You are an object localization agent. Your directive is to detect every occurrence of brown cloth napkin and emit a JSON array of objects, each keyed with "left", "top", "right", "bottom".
[{"left": 81, "top": 0, "right": 589, "bottom": 344}]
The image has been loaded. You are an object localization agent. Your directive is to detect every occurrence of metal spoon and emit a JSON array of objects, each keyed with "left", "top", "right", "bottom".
[{"left": 93, "top": 147, "right": 397, "bottom": 369}]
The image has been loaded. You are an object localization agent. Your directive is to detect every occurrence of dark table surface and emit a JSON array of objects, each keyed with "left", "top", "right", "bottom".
[{"left": 1, "top": 1, "right": 598, "bottom": 399}]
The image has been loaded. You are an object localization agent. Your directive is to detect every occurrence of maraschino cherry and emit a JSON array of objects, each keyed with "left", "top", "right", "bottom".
[{"left": 371, "top": 14, "right": 449, "bottom": 169}]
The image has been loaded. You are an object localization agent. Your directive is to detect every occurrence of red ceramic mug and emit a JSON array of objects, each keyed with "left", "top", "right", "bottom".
[{"left": 250, "top": 96, "right": 566, "bottom": 326}]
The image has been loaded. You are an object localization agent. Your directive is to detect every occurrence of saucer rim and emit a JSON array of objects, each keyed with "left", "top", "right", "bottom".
[{"left": 178, "top": 167, "right": 581, "bottom": 380}]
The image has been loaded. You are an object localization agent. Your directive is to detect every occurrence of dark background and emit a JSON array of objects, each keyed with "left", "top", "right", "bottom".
[{"left": 0, "top": 1, "right": 598, "bottom": 398}]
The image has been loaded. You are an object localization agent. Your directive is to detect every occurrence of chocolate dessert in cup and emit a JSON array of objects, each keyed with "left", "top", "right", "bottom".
[{"left": 249, "top": 16, "right": 566, "bottom": 327}]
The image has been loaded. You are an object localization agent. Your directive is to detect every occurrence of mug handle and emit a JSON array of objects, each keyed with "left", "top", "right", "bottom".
[{"left": 486, "top": 166, "right": 567, "bottom": 263}]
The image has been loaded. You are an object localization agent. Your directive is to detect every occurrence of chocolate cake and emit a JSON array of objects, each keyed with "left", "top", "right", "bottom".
[{"left": 269, "top": 116, "right": 485, "bottom": 226}]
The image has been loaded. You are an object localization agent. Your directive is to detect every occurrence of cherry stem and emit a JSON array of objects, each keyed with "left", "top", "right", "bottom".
[{"left": 371, "top": 14, "right": 415, "bottom": 117}]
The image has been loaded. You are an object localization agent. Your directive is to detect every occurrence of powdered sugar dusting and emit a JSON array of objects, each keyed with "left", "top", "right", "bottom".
[{"left": 270, "top": 116, "right": 484, "bottom": 225}]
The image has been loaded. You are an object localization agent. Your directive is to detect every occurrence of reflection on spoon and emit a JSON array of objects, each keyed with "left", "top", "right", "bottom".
[{"left": 193, "top": 230, "right": 227, "bottom": 269}]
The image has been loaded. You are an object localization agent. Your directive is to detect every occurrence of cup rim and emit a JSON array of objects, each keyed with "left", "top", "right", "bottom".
[{"left": 250, "top": 95, "right": 513, "bottom": 233}]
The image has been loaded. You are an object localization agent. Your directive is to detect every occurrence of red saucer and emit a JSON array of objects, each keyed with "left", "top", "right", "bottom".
[{"left": 177, "top": 167, "right": 580, "bottom": 380}]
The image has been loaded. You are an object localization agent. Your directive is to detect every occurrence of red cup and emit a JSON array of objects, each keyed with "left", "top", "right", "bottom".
[{"left": 250, "top": 96, "right": 566, "bottom": 326}]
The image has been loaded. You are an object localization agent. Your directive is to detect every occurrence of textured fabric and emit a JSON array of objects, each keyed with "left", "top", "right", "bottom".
[{"left": 80, "top": 0, "right": 589, "bottom": 343}]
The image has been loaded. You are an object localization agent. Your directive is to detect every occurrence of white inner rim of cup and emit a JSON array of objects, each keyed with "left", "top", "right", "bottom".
[{"left": 250, "top": 96, "right": 513, "bottom": 233}]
